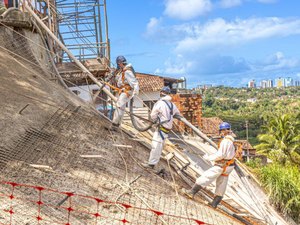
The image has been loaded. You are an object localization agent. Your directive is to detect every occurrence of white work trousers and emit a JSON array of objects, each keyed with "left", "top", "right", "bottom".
[
  {"left": 112, "top": 92, "right": 131, "bottom": 125},
  {"left": 148, "top": 129, "right": 168, "bottom": 165},
  {"left": 195, "top": 165, "right": 234, "bottom": 196}
]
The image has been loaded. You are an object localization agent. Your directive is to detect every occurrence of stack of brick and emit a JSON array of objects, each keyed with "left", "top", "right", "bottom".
[{"left": 171, "top": 93, "right": 202, "bottom": 134}]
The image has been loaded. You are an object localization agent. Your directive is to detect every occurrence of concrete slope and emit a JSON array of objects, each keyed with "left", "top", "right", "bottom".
[{"left": 0, "top": 25, "right": 243, "bottom": 224}]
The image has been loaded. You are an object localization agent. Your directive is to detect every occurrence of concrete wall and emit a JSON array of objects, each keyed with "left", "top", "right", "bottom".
[
  {"left": 133, "top": 91, "right": 160, "bottom": 108},
  {"left": 69, "top": 84, "right": 160, "bottom": 108},
  {"left": 69, "top": 84, "right": 99, "bottom": 103}
]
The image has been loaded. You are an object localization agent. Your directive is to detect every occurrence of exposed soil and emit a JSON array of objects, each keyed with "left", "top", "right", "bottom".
[{"left": 0, "top": 32, "right": 242, "bottom": 224}]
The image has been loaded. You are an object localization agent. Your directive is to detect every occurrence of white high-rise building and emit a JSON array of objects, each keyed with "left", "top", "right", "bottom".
[
  {"left": 285, "top": 77, "right": 293, "bottom": 87},
  {"left": 267, "top": 79, "right": 273, "bottom": 88},
  {"left": 248, "top": 80, "right": 256, "bottom": 88},
  {"left": 177, "top": 77, "right": 187, "bottom": 89},
  {"left": 260, "top": 80, "right": 268, "bottom": 88}
]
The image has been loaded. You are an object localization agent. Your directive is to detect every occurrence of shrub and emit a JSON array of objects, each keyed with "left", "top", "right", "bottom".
[
  {"left": 260, "top": 163, "right": 300, "bottom": 222},
  {"left": 245, "top": 158, "right": 262, "bottom": 169}
]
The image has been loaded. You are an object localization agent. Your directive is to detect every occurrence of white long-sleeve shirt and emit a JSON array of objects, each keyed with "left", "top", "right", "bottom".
[
  {"left": 116, "top": 64, "right": 139, "bottom": 95},
  {"left": 150, "top": 95, "right": 180, "bottom": 130},
  {"left": 208, "top": 135, "right": 235, "bottom": 161}
]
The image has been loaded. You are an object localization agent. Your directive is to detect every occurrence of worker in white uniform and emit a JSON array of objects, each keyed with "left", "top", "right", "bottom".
[
  {"left": 182, "top": 122, "right": 236, "bottom": 208},
  {"left": 142, "top": 86, "right": 181, "bottom": 169},
  {"left": 109, "top": 55, "right": 139, "bottom": 131}
]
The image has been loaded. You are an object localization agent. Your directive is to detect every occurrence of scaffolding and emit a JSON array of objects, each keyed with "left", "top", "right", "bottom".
[
  {"left": 55, "top": 0, "right": 110, "bottom": 62},
  {"left": 3, "top": 0, "right": 109, "bottom": 63}
]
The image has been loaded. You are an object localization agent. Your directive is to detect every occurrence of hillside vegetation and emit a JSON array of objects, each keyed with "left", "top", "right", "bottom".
[
  {"left": 200, "top": 86, "right": 300, "bottom": 222},
  {"left": 201, "top": 86, "right": 300, "bottom": 145}
]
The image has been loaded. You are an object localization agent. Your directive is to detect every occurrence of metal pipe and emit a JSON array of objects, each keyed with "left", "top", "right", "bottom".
[
  {"left": 97, "top": 0, "right": 103, "bottom": 56},
  {"left": 47, "top": 0, "right": 52, "bottom": 32},
  {"left": 57, "top": 3, "right": 102, "bottom": 8},
  {"left": 24, "top": 2, "right": 117, "bottom": 102},
  {"left": 103, "top": 0, "right": 109, "bottom": 60},
  {"left": 66, "top": 42, "right": 105, "bottom": 48}
]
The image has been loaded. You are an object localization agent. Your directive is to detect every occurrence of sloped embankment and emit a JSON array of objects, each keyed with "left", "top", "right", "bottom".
[{"left": 0, "top": 26, "right": 242, "bottom": 224}]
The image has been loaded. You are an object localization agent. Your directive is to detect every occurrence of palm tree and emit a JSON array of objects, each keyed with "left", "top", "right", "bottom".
[{"left": 256, "top": 113, "right": 300, "bottom": 166}]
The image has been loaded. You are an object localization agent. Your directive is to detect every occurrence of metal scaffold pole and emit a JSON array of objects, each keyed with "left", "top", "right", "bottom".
[{"left": 23, "top": 1, "right": 117, "bottom": 102}]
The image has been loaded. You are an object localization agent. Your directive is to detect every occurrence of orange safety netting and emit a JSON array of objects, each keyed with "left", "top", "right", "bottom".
[{"left": 0, "top": 181, "right": 210, "bottom": 225}]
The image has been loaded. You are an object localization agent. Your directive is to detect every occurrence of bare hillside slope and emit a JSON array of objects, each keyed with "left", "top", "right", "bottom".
[{"left": 0, "top": 39, "right": 242, "bottom": 224}]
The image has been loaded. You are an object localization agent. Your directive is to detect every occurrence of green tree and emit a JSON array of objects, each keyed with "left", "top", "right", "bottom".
[{"left": 256, "top": 113, "right": 300, "bottom": 166}]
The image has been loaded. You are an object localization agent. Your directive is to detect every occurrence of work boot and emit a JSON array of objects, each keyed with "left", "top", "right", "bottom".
[
  {"left": 209, "top": 195, "right": 223, "bottom": 208},
  {"left": 181, "top": 184, "right": 202, "bottom": 199},
  {"left": 141, "top": 162, "right": 155, "bottom": 169},
  {"left": 106, "top": 123, "right": 119, "bottom": 132}
]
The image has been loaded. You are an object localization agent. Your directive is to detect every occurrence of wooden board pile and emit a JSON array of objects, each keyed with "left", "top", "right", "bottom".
[{"left": 171, "top": 93, "right": 202, "bottom": 134}]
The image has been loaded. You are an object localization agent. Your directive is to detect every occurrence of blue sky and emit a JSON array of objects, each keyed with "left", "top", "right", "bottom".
[{"left": 106, "top": 0, "right": 300, "bottom": 87}]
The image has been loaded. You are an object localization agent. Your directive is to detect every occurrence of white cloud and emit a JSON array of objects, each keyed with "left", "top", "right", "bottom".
[
  {"left": 164, "top": 0, "right": 212, "bottom": 20},
  {"left": 145, "top": 17, "right": 300, "bottom": 52},
  {"left": 144, "top": 18, "right": 196, "bottom": 43},
  {"left": 154, "top": 68, "right": 163, "bottom": 75},
  {"left": 174, "top": 17, "right": 300, "bottom": 52},
  {"left": 145, "top": 17, "right": 161, "bottom": 36},
  {"left": 147, "top": 17, "right": 160, "bottom": 30},
  {"left": 163, "top": 0, "right": 277, "bottom": 20},
  {"left": 257, "top": 0, "right": 277, "bottom": 3},
  {"left": 219, "top": 0, "right": 242, "bottom": 8},
  {"left": 261, "top": 52, "right": 300, "bottom": 71},
  {"left": 155, "top": 55, "right": 194, "bottom": 75}
]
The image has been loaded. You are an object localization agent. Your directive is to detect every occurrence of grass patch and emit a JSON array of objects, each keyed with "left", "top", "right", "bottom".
[{"left": 259, "top": 163, "right": 300, "bottom": 222}]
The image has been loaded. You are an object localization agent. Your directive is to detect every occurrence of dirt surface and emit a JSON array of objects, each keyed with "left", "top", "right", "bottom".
[{"left": 0, "top": 28, "right": 243, "bottom": 224}]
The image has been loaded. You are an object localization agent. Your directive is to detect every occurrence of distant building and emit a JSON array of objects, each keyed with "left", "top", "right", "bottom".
[
  {"left": 285, "top": 77, "right": 293, "bottom": 87},
  {"left": 260, "top": 80, "right": 268, "bottom": 88},
  {"left": 177, "top": 77, "right": 187, "bottom": 89},
  {"left": 260, "top": 79, "right": 273, "bottom": 88},
  {"left": 248, "top": 80, "right": 256, "bottom": 88},
  {"left": 198, "top": 84, "right": 213, "bottom": 89},
  {"left": 267, "top": 79, "right": 273, "bottom": 88},
  {"left": 295, "top": 80, "right": 300, "bottom": 86},
  {"left": 234, "top": 140, "right": 257, "bottom": 161},
  {"left": 275, "top": 77, "right": 285, "bottom": 88}
]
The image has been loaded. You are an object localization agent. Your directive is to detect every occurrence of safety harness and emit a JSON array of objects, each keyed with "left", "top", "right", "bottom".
[
  {"left": 104, "top": 68, "right": 134, "bottom": 97},
  {"left": 157, "top": 100, "right": 174, "bottom": 140},
  {"left": 215, "top": 136, "right": 236, "bottom": 177},
  {"left": 120, "top": 68, "right": 133, "bottom": 96}
]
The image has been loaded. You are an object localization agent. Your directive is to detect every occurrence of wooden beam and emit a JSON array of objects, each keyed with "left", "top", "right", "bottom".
[
  {"left": 80, "top": 155, "right": 104, "bottom": 158},
  {"left": 113, "top": 144, "right": 133, "bottom": 148}
]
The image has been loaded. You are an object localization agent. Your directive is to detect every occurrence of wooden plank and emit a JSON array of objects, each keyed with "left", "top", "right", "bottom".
[
  {"left": 80, "top": 155, "right": 104, "bottom": 158},
  {"left": 29, "top": 164, "right": 52, "bottom": 169},
  {"left": 113, "top": 144, "right": 133, "bottom": 148}
]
